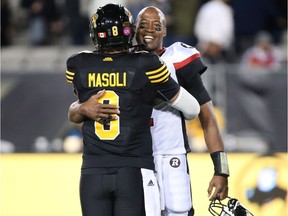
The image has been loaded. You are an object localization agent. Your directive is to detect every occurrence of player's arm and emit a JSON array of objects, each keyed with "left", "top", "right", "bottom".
[
  {"left": 146, "top": 55, "right": 200, "bottom": 120},
  {"left": 68, "top": 90, "right": 120, "bottom": 124},
  {"left": 198, "top": 101, "right": 229, "bottom": 200},
  {"left": 168, "top": 86, "right": 200, "bottom": 120},
  {"left": 178, "top": 69, "right": 229, "bottom": 200}
]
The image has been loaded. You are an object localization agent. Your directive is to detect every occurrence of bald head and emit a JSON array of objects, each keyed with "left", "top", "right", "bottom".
[
  {"left": 136, "top": 6, "right": 166, "bottom": 28},
  {"left": 135, "top": 6, "right": 167, "bottom": 53}
]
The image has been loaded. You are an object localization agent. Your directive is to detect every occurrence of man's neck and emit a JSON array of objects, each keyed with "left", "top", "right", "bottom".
[{"left": 156, "top": 47, "right": 166, "bottom": 56}]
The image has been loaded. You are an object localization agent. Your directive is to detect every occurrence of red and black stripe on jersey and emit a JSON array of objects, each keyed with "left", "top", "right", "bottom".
[{"left": 66, "top": 51, "right": 180, "bottom": 171}]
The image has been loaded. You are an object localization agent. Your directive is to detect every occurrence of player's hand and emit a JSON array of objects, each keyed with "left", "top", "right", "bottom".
[
  {"left": 80, "top": 90, "right": 120, "bottom": 122},
  {"left": 207, "top": 175, "right": 229, "bottom": 201}
]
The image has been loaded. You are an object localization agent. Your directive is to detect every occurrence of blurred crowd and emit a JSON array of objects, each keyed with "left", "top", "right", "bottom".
[
  {"left": 1, "top": 0, "right": 287, "bottom": 63},
  {"left": 1, "top": 0, "right": 287, "bottom": 154}
]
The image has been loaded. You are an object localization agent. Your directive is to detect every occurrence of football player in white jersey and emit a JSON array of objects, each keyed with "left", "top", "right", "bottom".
[
  {"left": 134, "top": 6, "right": 229, "bottom": 216},
  {"left": 68, "top": 6, "right": 230, "bottom": 216}
]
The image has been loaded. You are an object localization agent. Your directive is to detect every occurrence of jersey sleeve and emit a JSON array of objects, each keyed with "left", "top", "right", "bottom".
[
  {"left": 145, "top": 60, "right": 170, "bottom": 84},
  {"left": 171, "top": 42, "right": 210, "bottom": 105},
  {"left": 145, "top": 54, "right": 180, "bottom": 101},
  {"left": 65, "top": 53, "right": 81, "bottom": 84},
  {"left": 65, "top": 53, "right": 82, "bottom": 97},
  {"left": 171, "top": 42, "right": 207, "bottom": 79},
  {"left": 183, "top": 72, "right": 211, "bottom": 105}
]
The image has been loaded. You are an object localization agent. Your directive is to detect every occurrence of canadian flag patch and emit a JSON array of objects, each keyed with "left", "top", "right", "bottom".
[{"left": 98, "top": 32, "right": 107, "bottom": 38}]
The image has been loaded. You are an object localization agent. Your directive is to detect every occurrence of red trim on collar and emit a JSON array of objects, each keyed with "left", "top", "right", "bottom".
[{"left": 157, "top": 47, "right": 166, "bottom": 56}]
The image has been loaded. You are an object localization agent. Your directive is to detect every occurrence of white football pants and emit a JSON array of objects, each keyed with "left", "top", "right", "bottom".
[{"left": 154, "top": 154, "right": 193, "bottom": 216}]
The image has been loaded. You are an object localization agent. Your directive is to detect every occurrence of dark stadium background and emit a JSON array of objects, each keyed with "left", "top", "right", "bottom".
[{"left": 1, "top": 0, "right": 287, "bottom": 216}]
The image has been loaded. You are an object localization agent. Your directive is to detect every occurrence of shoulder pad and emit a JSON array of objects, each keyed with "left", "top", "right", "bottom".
[
  {"left": 167, "top": 42, "right": 201, "bottom": 64},
  {"left": 171, "top": 42, "right": 196, "bottom": 50}
]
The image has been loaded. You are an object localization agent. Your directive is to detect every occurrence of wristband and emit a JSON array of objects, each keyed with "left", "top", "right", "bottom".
[{"left": 210, "top": 151, "right": 229, "bottom": 177}]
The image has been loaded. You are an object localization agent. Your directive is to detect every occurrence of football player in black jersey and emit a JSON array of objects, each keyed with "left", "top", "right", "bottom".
[
  {"left": 65, "top": 3, "right": 200, "bottom": 216},
  {"left": 68, "top": 5, "right": 230, "bottom": 216}
]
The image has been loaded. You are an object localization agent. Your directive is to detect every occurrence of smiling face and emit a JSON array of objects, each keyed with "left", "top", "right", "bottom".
[{"left": 136, "top": 7, "right": 167, "bottom": 54}]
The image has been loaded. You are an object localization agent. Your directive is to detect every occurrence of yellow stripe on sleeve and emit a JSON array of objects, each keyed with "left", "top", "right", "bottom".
[
  {"left": 146, "top": 64, "right": 171, "bottom": 84},
  {"left": 146, "top": 64, "right": 166, "bottom": 76},
  {"left": 151, "top": 71, "right": 170, "bottom": 83},
  {"left": 65, "top": 70, "right": 75, "bottom": 83}
]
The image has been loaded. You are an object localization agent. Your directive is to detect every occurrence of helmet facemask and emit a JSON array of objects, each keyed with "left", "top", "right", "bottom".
[{"left": 209, "top": 197, "right": 254, "bottom": 216}]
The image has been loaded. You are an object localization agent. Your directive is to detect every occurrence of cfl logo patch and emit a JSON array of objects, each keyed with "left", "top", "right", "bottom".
[{"left": 170, "top": 157, "right": 180, "bottom": 168}]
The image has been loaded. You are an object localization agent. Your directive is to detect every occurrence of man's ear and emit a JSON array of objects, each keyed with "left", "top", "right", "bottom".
[{"left": 163, "top": 28, "right": 167, "bottom": 37}]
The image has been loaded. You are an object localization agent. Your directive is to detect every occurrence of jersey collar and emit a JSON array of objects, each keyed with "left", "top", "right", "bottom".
[{"left": 157, "top": 47, "right": 166, "bottom": 57}]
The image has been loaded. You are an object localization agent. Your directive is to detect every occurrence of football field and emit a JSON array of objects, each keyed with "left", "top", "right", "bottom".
[{"left": 0, "top": 153, "right": 287, "bottom": 216}]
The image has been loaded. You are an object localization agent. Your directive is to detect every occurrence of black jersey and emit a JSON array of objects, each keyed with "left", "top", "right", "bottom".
[{"left": 66, "top": 50, "right": 180, "bottom": 171}]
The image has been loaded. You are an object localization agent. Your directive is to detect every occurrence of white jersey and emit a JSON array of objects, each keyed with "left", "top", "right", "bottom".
[{"left": 151, "top": 42, "right": 204, "bottom": 155}]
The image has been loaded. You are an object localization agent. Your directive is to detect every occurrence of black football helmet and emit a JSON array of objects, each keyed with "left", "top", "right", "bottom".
[
  {"left": 89, "top": 3, "right": 135, "bottom": 50},
  {"left": 209, "top": 197, "right": 254, "bottom": 216}
]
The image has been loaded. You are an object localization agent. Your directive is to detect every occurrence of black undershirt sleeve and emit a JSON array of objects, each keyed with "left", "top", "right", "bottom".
[{"left": 177, "top": 72, "right": 211, "bottom": 106}]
